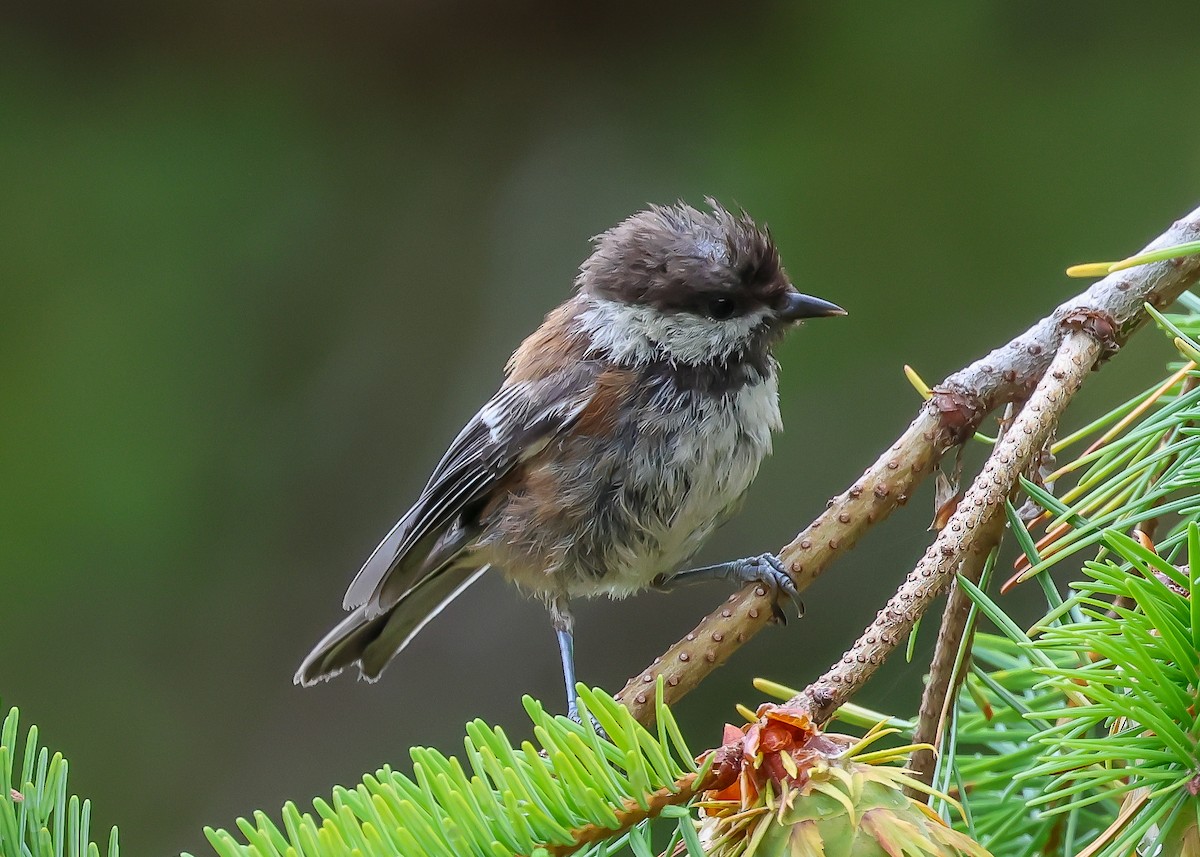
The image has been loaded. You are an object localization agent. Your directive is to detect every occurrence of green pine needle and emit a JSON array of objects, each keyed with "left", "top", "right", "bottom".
[
  {"left": 931, "top": 302, "right": 1200, "bottom": 857},
  {"left": 0, "top": 703, "right": 119, "bottom": 857},
  {"left": 194, "top": 682, "right": 699, "bottom": 857}
]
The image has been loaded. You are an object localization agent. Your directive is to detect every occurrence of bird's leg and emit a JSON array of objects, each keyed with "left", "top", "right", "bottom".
[
  {"left": 653, "top": 553, "right": 803, "bottom": 621},
  {"left": 550, "top": 596, "right": 580, "bottom": 721}
]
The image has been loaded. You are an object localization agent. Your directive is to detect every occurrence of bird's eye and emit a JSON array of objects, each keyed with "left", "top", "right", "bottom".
[{"left": 707, "top": 296, "right": 736, "bottom": 320}]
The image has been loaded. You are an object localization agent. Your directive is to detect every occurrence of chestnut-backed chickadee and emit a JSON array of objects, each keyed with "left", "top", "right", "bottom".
[{"left": 296, "top": 200, "right": 845, "bottom": 718}]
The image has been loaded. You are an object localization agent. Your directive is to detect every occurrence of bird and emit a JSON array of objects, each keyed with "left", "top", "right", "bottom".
[{"left": 295, "top": 199, "right": 845, "bottom": 719}]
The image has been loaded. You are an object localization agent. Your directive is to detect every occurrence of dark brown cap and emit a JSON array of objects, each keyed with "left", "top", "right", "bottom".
[{"left": 577, "top": 198, "right": 789, "bottom": 316}]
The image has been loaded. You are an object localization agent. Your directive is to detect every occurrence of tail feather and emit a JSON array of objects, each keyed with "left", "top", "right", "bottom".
[{"left": 295, "top": 563, "right": 489, "bottom": 686}]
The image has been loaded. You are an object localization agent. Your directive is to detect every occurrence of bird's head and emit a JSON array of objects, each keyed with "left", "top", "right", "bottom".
[{"left": 575, "top": 199, "right": 844, "bottom": 366}]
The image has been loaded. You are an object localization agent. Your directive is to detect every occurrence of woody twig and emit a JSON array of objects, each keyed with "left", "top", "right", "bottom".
[
  {"left": 792, "top": 330, "right": 1102, "bottom": 721},
  {"left": 906, "top": 509, "right": 1005, "bottom": 790}
]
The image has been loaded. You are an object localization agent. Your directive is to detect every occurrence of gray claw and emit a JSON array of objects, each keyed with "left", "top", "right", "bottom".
[{"left": 742, "top": 553, "right": 804, "bottom": 620}]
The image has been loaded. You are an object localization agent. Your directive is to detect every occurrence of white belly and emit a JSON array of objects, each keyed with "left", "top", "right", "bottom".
[{"left": 568, "top": 374, "right": 781, "bottom": 597}]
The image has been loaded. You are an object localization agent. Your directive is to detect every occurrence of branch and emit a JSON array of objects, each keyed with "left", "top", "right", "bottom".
[
  {"left": 907, "top": 512, "right": 1005, "bottom": 789},
  {"left": 543, "top": 769, "right": 711, "bottom": 857},
  {"left": 789, "top": 331, "right": 1103, "bottom": 722},
  {"left": 616, "top": 202, "right": 1200, "bottom": 727}
]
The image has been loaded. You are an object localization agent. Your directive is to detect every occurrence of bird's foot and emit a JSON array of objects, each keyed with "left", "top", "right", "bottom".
[
  {"left": 727, "top": 553, "right": 804, "bottom": 623},
  {"left": 566, "top": 705, "right": 611, "bottom": 741},
  {"left": 656, "top": 553, "right": 803, "bottom": 622}
]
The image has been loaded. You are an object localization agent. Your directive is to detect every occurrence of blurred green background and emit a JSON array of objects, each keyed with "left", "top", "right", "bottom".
[{"left": 2, "top": 1, "right": 1199, "bottom": 853}]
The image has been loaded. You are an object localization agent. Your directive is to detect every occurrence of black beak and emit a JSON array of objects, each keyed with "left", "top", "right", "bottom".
[{"left": 778, "top": 290, "right": 847, "bottom": 321}]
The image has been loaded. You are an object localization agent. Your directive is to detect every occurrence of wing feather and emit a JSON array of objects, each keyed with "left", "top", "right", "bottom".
[
  {"left": 294, "top": 562, "right": 492, "bottom": 686},
  {"left": 341, "top": 371, "right": 596, "bottom": 614}
]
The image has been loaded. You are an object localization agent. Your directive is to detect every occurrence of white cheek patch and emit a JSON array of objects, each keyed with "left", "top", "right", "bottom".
[{"left": 578, "top": 297, "right": 772, "bottom": 365}]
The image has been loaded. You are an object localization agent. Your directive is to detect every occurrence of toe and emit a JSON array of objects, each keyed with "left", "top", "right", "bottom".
[
  {"left": 762, "top": 553, "right": 788, "bottom": 575},
  {"left": 756, "top": 554, "right": 804, "bottom": 619},
  {"left": 755, "top": 554, "right": 798, "bottom": 597},
  {"left": 774, "top": 569, "right": 800, "bottom": 599}
]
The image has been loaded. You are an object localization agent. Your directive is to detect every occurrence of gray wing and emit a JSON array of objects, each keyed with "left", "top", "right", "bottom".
[
  {"left": 340, "top": 373, "right": 596, "bottom": 616},
  {"left": 295, "top": 562, "right": 492, "bottom": 685}
]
